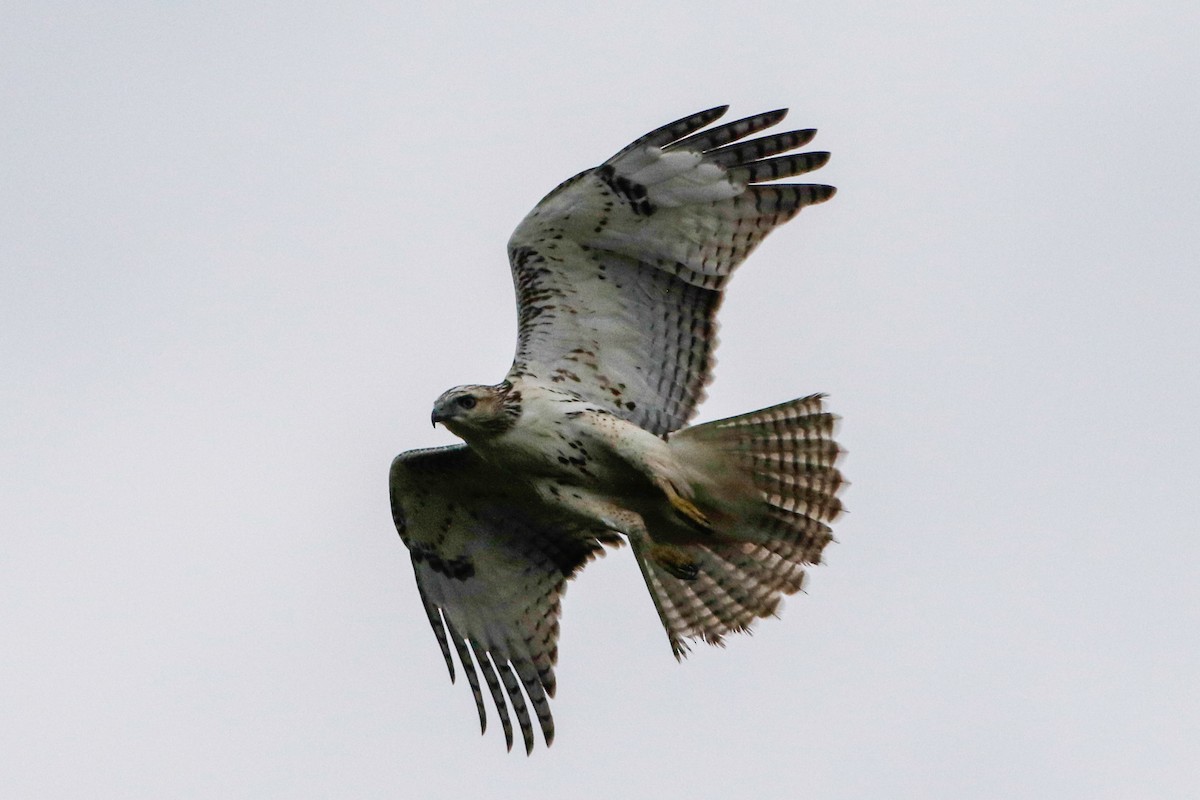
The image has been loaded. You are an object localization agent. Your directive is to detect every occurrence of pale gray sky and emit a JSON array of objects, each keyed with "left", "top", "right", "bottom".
[{"left": 3, "top": 2, "right": 1198, "bottom": 798}]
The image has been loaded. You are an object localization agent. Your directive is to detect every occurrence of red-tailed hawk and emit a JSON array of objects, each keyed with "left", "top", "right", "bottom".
[{"left": 389, "top": 107, "right": 844, "bottom": 753}]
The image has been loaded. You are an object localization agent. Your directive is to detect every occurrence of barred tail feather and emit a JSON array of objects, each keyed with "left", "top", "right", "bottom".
[
  {"left": 640, "top": 394, "right": 845, "bottom": 657},
  {"left": 684, "top": 393, "right": 844, "bottom": 533},
  {"left": 632, "top": 536, "right": 812, "bottom": 659}
]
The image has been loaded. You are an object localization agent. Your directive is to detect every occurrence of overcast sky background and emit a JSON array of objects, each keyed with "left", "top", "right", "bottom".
[{"left": 3, "top": 3, "right": 1198, "bottom": 798}]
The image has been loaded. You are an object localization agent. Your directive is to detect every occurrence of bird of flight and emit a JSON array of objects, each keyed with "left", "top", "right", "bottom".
[{"left": 389, "top": 106, "right": 845, "bottom": 753}]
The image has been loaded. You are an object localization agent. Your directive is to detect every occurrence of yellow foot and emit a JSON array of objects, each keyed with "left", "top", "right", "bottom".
[
  {"left": 663, "top": 483, "right": 712, "bottom": 531},
  {"left": 649, "top": 544, "right": 700, "bottom": 580}
]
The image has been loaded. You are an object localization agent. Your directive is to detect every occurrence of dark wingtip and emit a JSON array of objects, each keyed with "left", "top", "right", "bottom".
[
  {"left": 501, "top": 718, "right": 513, "bottom": 752},
  {"left": 790, "top": 128, "right": 819, "bottom": 150}
]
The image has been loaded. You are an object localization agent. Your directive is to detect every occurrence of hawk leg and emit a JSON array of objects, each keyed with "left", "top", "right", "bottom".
[
  {"left": 585, "top": 412, "right": 713, "bottom": 532},
  {"left": 532, "top": 480, "right": 649, "bottom": 539},
  {"left": 531, "top": 480, "right": 700, "bottom": 579}
]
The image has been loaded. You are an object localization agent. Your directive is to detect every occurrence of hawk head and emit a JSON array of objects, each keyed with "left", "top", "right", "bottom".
[{"left": 431, "top": 382, "right": 522, "bottom": 440}]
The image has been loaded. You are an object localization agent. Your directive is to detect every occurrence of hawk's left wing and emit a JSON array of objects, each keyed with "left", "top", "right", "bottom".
[{"left": 389, "top": 445, "right": 618, "bottom": 753}]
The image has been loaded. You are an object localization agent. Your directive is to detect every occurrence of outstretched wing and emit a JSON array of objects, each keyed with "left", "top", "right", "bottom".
[
  {"left": 507, "top": 106, "right": 835, "bottom": 436},
  {"left": 389, "top": 445, "right": 617, "bottom": 753}
]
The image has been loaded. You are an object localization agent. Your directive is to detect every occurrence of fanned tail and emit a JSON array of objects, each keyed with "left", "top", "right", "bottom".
[{"left": 640, "top": 394, "right": 845, "bottom": 657}]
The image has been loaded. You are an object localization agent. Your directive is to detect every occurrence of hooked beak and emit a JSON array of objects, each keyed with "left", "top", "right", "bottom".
[{"left": 431, "top": 410, "right": 443, "bottom": 428}]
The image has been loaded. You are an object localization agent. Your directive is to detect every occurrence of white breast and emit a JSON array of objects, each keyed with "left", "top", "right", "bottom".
[{"left": 481, "top": 386, "right": 634, "bottom": 485}]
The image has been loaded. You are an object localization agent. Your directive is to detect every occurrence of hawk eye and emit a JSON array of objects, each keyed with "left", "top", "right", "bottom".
[{"left": 456, "top": 395, "right": 477, "bottom": 410}]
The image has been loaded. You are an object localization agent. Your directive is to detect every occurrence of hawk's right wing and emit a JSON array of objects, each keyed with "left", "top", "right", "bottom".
[
  {"left": 506, "top": 107, "right": 836, "bottom": 436},
  {"left": 388, "top": 445, "right": 618, "bottom": 754}
]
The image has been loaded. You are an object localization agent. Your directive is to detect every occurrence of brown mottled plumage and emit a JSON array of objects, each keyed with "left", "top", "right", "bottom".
[{"left": 389, "top": 106, "right": 845, "bottom": 753}]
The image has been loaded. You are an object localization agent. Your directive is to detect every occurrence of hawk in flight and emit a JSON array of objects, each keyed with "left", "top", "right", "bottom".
[{"left": 389, "top": 106, "right": 845, "bottom": 753}]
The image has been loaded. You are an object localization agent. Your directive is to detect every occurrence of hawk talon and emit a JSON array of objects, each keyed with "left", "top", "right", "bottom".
[
  {"left": 663, "top": 560, "right": 700, "bottom": 581},
  {"left": 648, "top": 543, "right": 701, "bottom": 580}
]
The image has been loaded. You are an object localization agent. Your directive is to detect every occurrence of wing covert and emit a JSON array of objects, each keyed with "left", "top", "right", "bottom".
[
  {"left": 506, "top": 106, "right": 835, "bottom": 435},
  {"left": 389, "top": 445, "right": 617, "bottom": 753}
]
